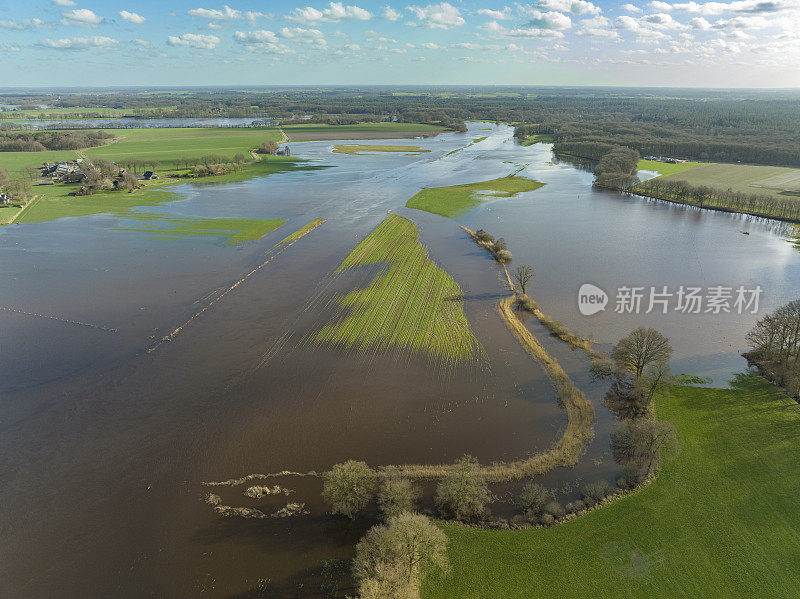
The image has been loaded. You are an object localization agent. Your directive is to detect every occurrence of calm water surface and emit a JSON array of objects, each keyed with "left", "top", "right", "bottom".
[{"left": 1, "top": 123, "right": 798, "bottom": 597}]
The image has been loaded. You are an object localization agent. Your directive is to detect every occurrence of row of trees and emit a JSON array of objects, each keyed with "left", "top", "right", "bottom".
[
  {"left": 745, "top": 299, "right": 800, "bottom": 396},
  {"left": 633, "top": 177, "right": 800, "bottom": 222},
  {"left": 0, "top": 129, "right": 112, "bottom": 152}
]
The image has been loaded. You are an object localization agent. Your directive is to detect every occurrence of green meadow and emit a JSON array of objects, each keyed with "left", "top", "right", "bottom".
[
  {"left": 313, "top": 214, "right": 483, "bottom": 366},
  {"left": 656, "top": 162, "right": 800, "bottom": 200},
  {"left": 637, "top": 159, "right": 704, "bottom": 176},
  {"left": 424, "top": 376, "right": 800, "bottom": 598},
  {"left": 406, "top": 175, "right": 545, "bottom": 218},
  {"left": 521, "top": 133, "right": 555, "bottom": 146},
  {"left": 114, "top": 215, "right": 285, "bottom": 246}
]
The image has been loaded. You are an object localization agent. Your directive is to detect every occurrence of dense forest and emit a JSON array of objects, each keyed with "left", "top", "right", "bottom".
[{"left": 1, "top": 87, "right": 799, "bottom": 166}]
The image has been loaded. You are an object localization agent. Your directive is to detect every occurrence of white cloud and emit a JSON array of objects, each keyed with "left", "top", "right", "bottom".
[
  {"left": 483, "top": 20, "right": 566, "bottom": 36},
  {"left": 532, "top": 0, "right": 602, "bottom": 15},
  {"left": 132, "top": 38, "right": 152, "bottom": 48},
  {"left": 519, "top": 9, "right": 573, "bottom": 29},
  {"left": 61, "top": 8, "right": 104, "bottom": 27},
  {"left": 421, "top": 41, "right": 440, "bottom": 48},
  {"left": 689, "top": 15, "right": 713, "bottom": 26},
  {"left": 382, "top": 6, "right": 402, "bottom": 19},
  {"left": 188, "top": 5, "right": 267, "bottom": 21},
  {"left": 477, "top": 7, "right": 513, "bottom": 19},
  {"left": 39, "top": 36, "right": 118, "bottom": 50},
  {"left": 287, "top": 2, "right": 372, "bottom": 24},
  {"left": 52, "top": 0, "right": 76, "bottom": 6},
  {"left": 233, "top": 30, "right": 296, "bottom": 53},
  {"left": 642, "top": 12, "right": 687, "bottom": 27},
  {"left": 577, "top": 15, "right": 621, "bottom": 37},
  {"left": 713, "top": 14, "right": 772, "bottom": 27},
  {"left": 406, "top": 3, "right": 465, "bottom": 28},
  {"left": 0, "top": 18, "right": 44, "bottom": 30},
  {"left": 622, "top": 3, "right": 643, "bottom": 11},
  {"left": 120, "top": 11, "right": 146, "bottom": 24},
  {"left": 652, "top": 0, "right": 799, "bottom": 15},
  {"left": 167, "top": 33, "right": 220, "bottom": 49}
]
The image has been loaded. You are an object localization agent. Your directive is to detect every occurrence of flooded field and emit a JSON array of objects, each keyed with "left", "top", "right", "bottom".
[{"left": 2, "top": 123, "right": 800, "bottom": 597}]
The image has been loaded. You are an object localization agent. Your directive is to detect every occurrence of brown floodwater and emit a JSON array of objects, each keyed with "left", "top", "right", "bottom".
[{"left": 2, "top": 123, "right": 799, "bottom": 598}]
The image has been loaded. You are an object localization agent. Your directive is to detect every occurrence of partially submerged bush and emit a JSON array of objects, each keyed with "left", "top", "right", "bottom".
[
  {"left": 518, "top": 482, "right": 552, "bottom": 516},
  {"left": 518, "top": 295, "right": 539, "bottom": 312},
  {"left": 321, "top": 460, "right": 377, "bottom": 519},
  {"left": 435, "top": 454, "right": 492, "bottom": 521},
  {"left": 378, "top": 474, "right": 420, "bottom": 520},
  {"left": 494, "top": 249, "right": 513, "bottom": 263},
  {"left": 582, "top": 479, "right": 614, "bottom": 503},
  {"left": 616, "top": 464, "right": 644, "bottom": 490},
  {"left": 543, "top": 500, "right": 565, "bottom": 518},
  {"left": 474, "top": 229, "right": 494, "bottom": 243}
]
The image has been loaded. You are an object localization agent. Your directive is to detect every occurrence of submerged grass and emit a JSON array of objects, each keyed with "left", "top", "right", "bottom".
[
  {"left": 406, "top": 175, "right": 545, "bottom": 218},
  {"left": 332, "top": 144, "right": 430, "bottom": 155},
  {"left": 393, "top": 295, "right": 595, "bottom": 482},
  {"left": 276, "top": 217, "right": 327, "bottom": 247},
  {"left": 115, "top": 215, "right": 285, "bottom": 246},
  {"left": 444, "top": 136, "right": 488, "bottom": 157},
  {"left": 312, "top": 214, "right": 483, "bottom": 367}
]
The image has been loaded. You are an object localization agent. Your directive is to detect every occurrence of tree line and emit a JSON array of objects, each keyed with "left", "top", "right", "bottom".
[
  {"left": 594, "top": 146, "right": 640, "bottom": 190},
  {"left": 745, "top": 299, "right": 800, "bottom": 397},
  {"left": 0, "top": 130, "right": 112, "bottom": 152},
  {"left": 633, "top": 177, "right": 800, "bottom": 223}
]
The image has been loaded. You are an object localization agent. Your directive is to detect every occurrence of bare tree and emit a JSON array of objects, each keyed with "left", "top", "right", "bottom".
[
  {"left": 435, "top": 455, "right": 492, "bottom": 521},
  {"left": 321, "top": 460, "right": 377, "bottom": 519},
  {"left": 611, "top": 327, "right": 672, "bottom": 379},
  {"left": 611, "top": 418, "right": 678, "bottom": 475},
  {"left": 512, "top": 264, "right": 535, "bottom": 295}
]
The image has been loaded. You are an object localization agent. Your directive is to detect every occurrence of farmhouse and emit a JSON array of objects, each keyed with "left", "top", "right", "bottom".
[{"left": 0, "top": 192, "right": 11, "bottom": 205}]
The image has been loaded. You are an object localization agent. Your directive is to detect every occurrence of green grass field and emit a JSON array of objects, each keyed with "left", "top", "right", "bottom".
[
  {"left": 406, "top": 175, "right": 545, "bottom": 218},
  {"left": 11, "top": 158, "right": 315, "bottom": 225},
  {"left": 656, "top": 162, "right": 800, "bottom": 200},
  {"left": 313, "top": 214, "right": 483, "bottom": 366},
  {"left": 82, "top": 127, "right": 284, "bottom": 170},
  {"left": 424, "top": 376, "right": 800, "bottom": 598},
  {"left": 332, "top": 144, "right": 430, "bottom": 155},
  {"left": 637, "top": 159, "right": 704, "bottom": 176}
]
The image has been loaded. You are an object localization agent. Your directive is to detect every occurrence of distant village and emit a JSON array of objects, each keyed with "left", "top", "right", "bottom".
[{"left": 644, "top": 155, "right": 687, "bottom": 164}]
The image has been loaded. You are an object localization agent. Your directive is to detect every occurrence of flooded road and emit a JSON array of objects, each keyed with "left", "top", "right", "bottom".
[{"left": 2, "top": 123, "right": 799, "bottom": 597}]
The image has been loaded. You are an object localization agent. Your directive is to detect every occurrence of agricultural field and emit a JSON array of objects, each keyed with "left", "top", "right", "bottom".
[
  {"left": 406, "top": 175, "right": 545, "bottom": 218},
  {"left": 637, "top": 159, "right": 703, "bottom": 176},
  {"left": 332, "top": 144, "right": 430, "bottom": 155},
  {"left": 424, "top": 376, "right": 800, "bottom": 599},
  {"left": 657, "top": 163, "right": 800, "bottom": 200},
  {"left": 283, "top": 122, "right": 447, "bottom": 141},
  {"left": 312, "top": 214, "right": 483, "bottom": 366},
  {"left": 82, "top": 127, "right": 285, "bottom": 170}
]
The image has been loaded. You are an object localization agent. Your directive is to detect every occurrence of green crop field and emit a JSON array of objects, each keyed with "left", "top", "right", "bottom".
[
  {"left": 656, "top": 163, "right": 800, "bottom": 200},
  {"left": 424, "top": 376, "right": 800, "bottom": 598},
  {"left": 332, "top": 144, "right": 430, "bottom": 155},
  {"left": 312, "top": 214, "right": 483, "bottom": 366},
  {"left": 83, "top": 127, "right": 284, "bottom": 169},
  {"left": 406, "top": 175, "right": 545, "bottom": 218}
]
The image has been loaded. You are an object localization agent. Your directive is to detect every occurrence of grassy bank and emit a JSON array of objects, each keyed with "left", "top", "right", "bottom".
[
  {"left": 332, "top": 144, "right": 430, "bottom": 155},
  {"left": 521, "top": 133, "right": 555, "bottom": 146},
  {"left": 424, "top": 376, "right": 800, "bottom": 598},
  {"left": 312, "top": 214, "right": 483, "bottom": 367},
  {"left": 406, "top": 175, "right": 545, "bottom": 218}
]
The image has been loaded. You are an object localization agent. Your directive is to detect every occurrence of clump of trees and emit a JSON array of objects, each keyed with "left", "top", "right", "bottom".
[
  {"left": 0, "top": 130, "right": 112, "bottom": 152},
  {"left": 745, "top": 299, "right": 800, "bottom": 396},
  {"left": 378, "top": 472, "right": 421, "bottom": 520},
  {"left": 353, "top": 512, "right": 449, "bottom": 599},
  {"left": 594, "top": 146, "right": 640, "bottom": 190},
  {"left": 434, "top": 454, "right": 492, "bottom": 521},
  {"left": 256, "top": 141, "right": 279, "bottom": 154},
  {"left": 0, "top": 167, "right": 33, "bottom": 204},
  {"left": 470, "top": 229, "right": 512, "bottom": 263}
]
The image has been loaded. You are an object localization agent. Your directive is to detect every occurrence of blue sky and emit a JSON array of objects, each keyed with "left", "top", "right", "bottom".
[{"left": 0, "top": 0, "right": 798, "bottom": 87}]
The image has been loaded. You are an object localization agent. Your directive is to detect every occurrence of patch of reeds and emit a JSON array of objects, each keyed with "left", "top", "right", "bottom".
[{"left": 515, "top": 293, "right": 597, "bottom": 354}]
